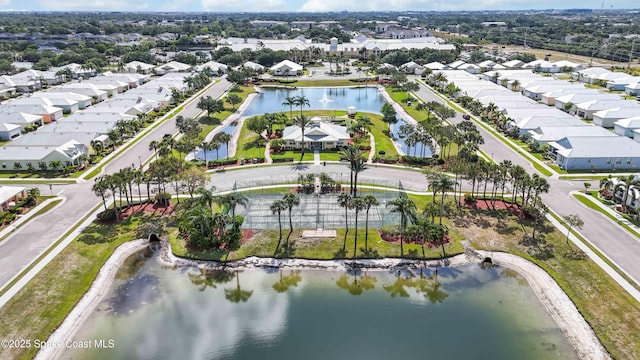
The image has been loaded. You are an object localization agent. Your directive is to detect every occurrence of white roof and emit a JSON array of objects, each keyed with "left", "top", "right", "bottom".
[
  {"left": 576, "top": 99, "right": 640, "bottom": 111},
  {"left": 555, "top": 93, "right": 621, "bottom": 104},
  {"left": 0, "top": 104, "right": 62, "bottom": 115},
  {"left": 0, "top": 122, "right": 20, "bottom": 132},
  {"left": 594, "top": 107, "right": 640, "bottom": 119},
  {"left": 154, "top": 61, "right": 192, "bottom": 72},
  {"left": 0, "top": 140, "right": 85, "bottom": 162},
  {"left": 530, "top": 126, "right": 616, "bottom": 142},
  {"left": 424, "top": 62, "right": 446, "bottom": 70},
  {"left": 448, "top": 60, "right": 467, "bottom": 69},
  {"left": 32, "top": 91, "right": 91, "bottom": 103},
  {"left": 625, "top": 82, "right": 640, "bottom": 90},
  {"left": 551, "top": 136, "right": 640, "bottom": 159},
  {"left": 502, "top": 60, "right": 524, "bottom": 68},
  {"left": 38, "top": 121, "right": 115, "bottom": 134},
  {"left": 270, "top": 60, "right": 303, "bottom": 71},
  {"left": 195, "top": 61, "right": 228, "bottom": 72},
  {"left": 0, "top": 112, "right": 43, "bottom": 125},
  {"left": 614, "top": 116, "right": 640, "bottom": 129},
  {"left": 242, "top": 61, "right": 265, "bottom": 71},
  {"left": 282, "top": 122, "right": 349, "bottom": 143},
  {"left": 0, "top": 186, "right": 25, "bottom": 204},
  {"left": 125, "top": 61, "right": 155, "bottom": 70}
]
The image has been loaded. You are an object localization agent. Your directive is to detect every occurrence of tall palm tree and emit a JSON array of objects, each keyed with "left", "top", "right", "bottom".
[
  {"left": 282, "top": 193, "right": 300, "bottom": 234},
  {"left": 200, "top": 141, "right": 211, "bottom": 164},
  {"left": 431, "top": 174, "right": 455, "bottom": 225},
  {"left": 294, "top": 95, "right": 310, "bottom": 116},
  {"left": 339, "top": 144, "right": 364, "bottom": 196},
  {"left": 362, "top": 195, "right": 379, "bottom": 252},
  {"left": 92, "top": 176, "right": 109, "bottom": 211},
  {"left": 293, "top": 115, "right": 313, "bottom": 162},
  {"left": 351, "top": 157, "right": 367, "bottom": 198},
  {"left": 350, "top": 197, "right": 366, "bottom": 259},
  {"left": 221, "top": 192, "right": 248, "bottom": 218},
  {"left": 337, "top": 192, "right": 352, "bottom": 250},
  {"left": 210, "top": 140, "right": 221, "bottom": 161},
  {"left": 282, "top": 96, "right": 296, "bottom": 121},
  {"left": 387, "top": 194, "right": 417, "bottom": 257},
  {"left": 196, "top": 186, "right": 217, "bottom": 219},
  {"left": 271, "top": 199, "right": 287, "bottom": 250},
  {"left": 149, "top": 140, "right": 159, "bottom": 160},
  {"left": 215, "top": 132, "right": 232, "bottom": 159}
]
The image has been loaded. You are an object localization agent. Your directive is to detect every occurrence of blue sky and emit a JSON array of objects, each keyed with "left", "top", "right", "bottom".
[{"left": 0, "top": 0, "right": 637, "bottom": 12}]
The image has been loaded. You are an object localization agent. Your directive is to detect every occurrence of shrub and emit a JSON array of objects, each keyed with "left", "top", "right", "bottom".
[
  {"left": 11, "top": 207, "right": 23, "bottom": 214},
  {"left": 437, "top": 158, "right": 446, "bottom": 165},
  {"left": 207, "top": 158, "right": 237, "bottom": 167},
  {"left": 401, "top": 156, "right": 435, "bottom": 166},
  {"left": 464, "top": 193, "right": 476, "bottom": 204},
  {"left": 380, "top": 224, "right": 400, "bottom": 237},
  {"left": 378, "top": 150, "right": 386, "bottom": 155},
  {"left": 230, "top": 84, "right": 242, "bottom": 92},
  {"left": 155, "top": 192, "right": 172, "bottom": 206},
  {"left": 0, "top": 212, "right": 7, "bottom": 221},
  {"left": 97, "top": 208, "right": 117, "bottom": 221},
  {"left": 4, "top": 213, "right": 16, "bottom": 223},
  {"left": 278, "top": 79, "right": 297, "bottom": 84},
  {"left": 373, "top": 155, "right": 399, "bottom": 164},
  {"left": 272, "top": 157, "right": 295, "bottom": 163}
]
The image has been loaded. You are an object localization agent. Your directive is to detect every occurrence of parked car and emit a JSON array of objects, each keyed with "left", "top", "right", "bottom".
[{"left": 462, "top": 114, "right": 471, "bottom": 120}]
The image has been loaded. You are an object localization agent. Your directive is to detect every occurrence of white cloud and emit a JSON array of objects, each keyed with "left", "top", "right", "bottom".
[
  {"left": 160, "top": 0, "right": 194, "bottom": 11},
  {"left": 37, "top": 0, "right": 148, "bottom": 11},
  {"left": 201, "top": 0, "right": 287, "bottom": 11},
  {"left": 0, "top": 0, "right": 11, "bottom": 6}
]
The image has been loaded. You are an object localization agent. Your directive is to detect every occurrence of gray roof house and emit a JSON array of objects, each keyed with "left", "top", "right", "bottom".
[
  {"left": 0, "top": 122, "right": 20, "bottom": 140},
  {"left": 625, "top": 82, "right": 640, "bottom": 96},
  {"left": 511, "top": 115, "right": 587, "bottom": 135},
  {"left": 529, "top": 126, "right": 616, "bottom": 145},
  {"left": 549, "top": 136, "right": 640, "bottom": 171},
  {"left": 575, "top": 99, "right": 640, "bottom": 119},
  {"left": 593, "top": 107, "right": 640, "bottom": 128},
  {"left": 31, "top": 92, "right": 92, "bottom": 110},
  {"left": 554, "top": 93, "right": 621, "bottom": 112},
  {"left": 0, "top": 139, "right": 87, "bottom": 169},
  {"left": 540, "top": 88, "right": 600, "bottom": 106},
  {"left": 0, "top": 104, "right": 63, "bottom": 123},
  {"left": 0, "top": 112, "right": 43, "bottom": 130},
  {"left": 48, "top": 84, "right": 108, "bottom": 103},
  {"left": 614, "top": 116, "right": 640, "bottom": 138}
]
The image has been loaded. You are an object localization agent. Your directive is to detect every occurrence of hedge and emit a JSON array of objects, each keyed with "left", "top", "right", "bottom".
[{"left": 272, "top": 157, "right": 295, "bottom": 163}]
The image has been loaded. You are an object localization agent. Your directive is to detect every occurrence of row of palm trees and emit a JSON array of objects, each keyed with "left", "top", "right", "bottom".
[
  {"left": 92, "top": 167, "right": 146, "bottom": 215},
  {"left": 199, "top": 132, "right": 232, "bottom": 163},
  {"left": 601, "top": 175, "right": 640, "bottom": 214}
]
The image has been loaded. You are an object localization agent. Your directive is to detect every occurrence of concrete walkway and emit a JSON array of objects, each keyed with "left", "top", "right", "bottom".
[
  {"left": 367, "top": 133, "right": 375, "bottom": 163},
  {"left": 313, "top": 150, "right": 321, "bottom": 165}
]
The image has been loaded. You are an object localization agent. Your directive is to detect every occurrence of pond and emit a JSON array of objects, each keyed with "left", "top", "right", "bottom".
[
  {"left": 242, "top": 87, "right": 432, "bottom": 158},
  {"left": 195, "top": 123, "right": 236, "bottom": 161},
  {"left": 63, "top": 250, "right": 578, "bottom": 360}
]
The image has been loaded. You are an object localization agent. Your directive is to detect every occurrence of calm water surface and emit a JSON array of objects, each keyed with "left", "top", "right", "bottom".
[{"left": 64, "top": 250, "right": 578, "bottom": 360}]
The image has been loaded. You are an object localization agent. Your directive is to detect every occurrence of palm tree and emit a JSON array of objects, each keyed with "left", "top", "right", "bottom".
[
  {"left": 271, "top": 199, "right": 287, "bottom": 251},
  {"left": 430, "top": 174, "right": 455, "bottom": 225},
  {"left": 350, "top": 197, "right": 366, "bottom": 259},
  {"left": 210, "top": 140, "right": 221, "bottom": 161},
  {"left": 294, "top": 95, "right": 310, "bottom": 116},
  {"left": 215, "top": 132, "right": 232, "bottom": 158},
  {"left": 562, "top": 214, "right": 584, "bottom": 248},
  {"left": 200, "top": 141, "right": 211, "bottom": 164},
  {"left": 221, "top": 192, "right": 248, "bottom": 218},
  {"left": 351, "top": 158, "right": 367, "bottom": 198},
  {"left": 282, "top": 96, "right": 296, "bottom": 120},
  {"left": 387, "top": 194, "right": 417, "bottom": 257},
  {"left": 196, "top": 186, "right": 217, "bottom": 219},
  {"left": 293, "top": 115, "right": 313, "bottom": 162},
  {"left": 362, "top": 195, "right": 379, "bottom": 253},
  {"left": 337, "top": 192, "right": 352, "bottom": 250},
  {"left": 49, "top": 160, "right": 62, "bottom": 174},
  {"left": 92, "top": 176, "right": 109, "bottom": 211},
  {"left": 339, "top": 144, "right": 364, "bottom": 196},
  {"left": 282, "top": 192, "right": 300, "bottom": 234}
]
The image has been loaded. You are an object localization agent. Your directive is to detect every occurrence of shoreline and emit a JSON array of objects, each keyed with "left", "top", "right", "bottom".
[{"left": 37, "top": 238, "right": 610, "bottom": 360}]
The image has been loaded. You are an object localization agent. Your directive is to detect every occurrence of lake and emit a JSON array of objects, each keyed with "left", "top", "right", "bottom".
[{"left": 63, "top": 250, "right": 578, "bottom": 360}]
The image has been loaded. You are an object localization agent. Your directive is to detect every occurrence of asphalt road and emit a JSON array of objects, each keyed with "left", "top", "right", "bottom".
[{"left": 0, "top": 79, "right": 231, "bottom": 288}]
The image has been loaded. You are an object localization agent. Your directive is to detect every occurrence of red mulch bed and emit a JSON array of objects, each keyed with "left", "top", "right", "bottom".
[
  {"left": 462, "top": 198, "right": 527, "bottom": 219},
  {"left": 94, "top": 202, "right": 175, "bottom": 224}
]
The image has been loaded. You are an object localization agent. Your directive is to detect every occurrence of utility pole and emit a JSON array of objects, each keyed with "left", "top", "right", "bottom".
[{"left": 628, "top": 38, "right": 636, "bottom": 69}]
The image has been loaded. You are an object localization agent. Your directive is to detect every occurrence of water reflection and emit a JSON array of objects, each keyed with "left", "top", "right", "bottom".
[
  {"left": 335, "top": 271, "right": 377, "bottom": 296},
  {"left": 272, "top": 270, "right": 302, "bottom": 293},
  {"left": 107, "top": 274, "right": 160, "bottom": 316},
  {"left": 187, "top": 268, "right": 234, "bottom": 292},
  {"left": 383, "top": 271, "right": 414, "bottom": 298},
  {"left": 224, "top": 271, "right": 253, "bottom": 303}
]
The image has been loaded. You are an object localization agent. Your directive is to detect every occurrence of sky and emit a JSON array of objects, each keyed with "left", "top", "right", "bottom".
[{"left": 0, "top": 0, "right": 636, "bottom": 12}]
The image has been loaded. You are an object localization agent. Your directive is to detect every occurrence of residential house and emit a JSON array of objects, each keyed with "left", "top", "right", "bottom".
[
  {"left": 575, "top": 100, "right": 639, "bottom": 119},
  {"left": 240, "top": 61, "right": 265, "bottom": 73},
  {"left": 153, "top": 61, "right": 192, "bottom": 75},
  {"left": 0, "top": 122, "right": 20, "bottom": 140},
  {"left": 0, "top": 83, "right": 16, "bottom": 99},
  {"left": 528, "top": 125, "right": 616, "bottom": 145},
  {"left": 549, "top": 136, "right": 640, "bottom": 171},
  {"left": 0, "top": 140, "right": 88, "bottom": 169},
  {"left": 400, "top": 61, "right": 424, "bottom": 75},
  {"left": 269, "top": 60, "right": 303, "bottom": 76},
  {"left": 554, "top": 93, "right": 620, "bottom": 112},
  {"left": 195, "top": 61, "right": 228, "bottom": 75},
  {"left": 502, "top": 60, "right": 525, "bottom": 69},
  {"left": 124, "top": 61, "right": 155, "bottom": 74},
  {"left": 282, "top": 119, "right": 350, "bottom": 150},
  {"left": 52, "top": 63, "right": 96, "bottom": 79},
  {"left": 424, "top": 62, "right": 446, "bottom": 70},
  {"left": 0, "top": 104, "right": 63, "bottom": 123},
  {"left": 0, "top": 112, "right": 43, "bottom": 130},
  {"left": 572, "top": 67, "right": 610, "bottom": 84},
  {"left": 7, "top": 96, "right": 80, "bottom": 114},
  {"left": 614, "top": 117, "right": 640, "bottom": 138},
  {"left": 48, "top": 84, "right": 108, "bottom": 103},
  {"left": 0, "top": 186, "right": 25, "bottom": 212},
  {"left": 625, "top": 82, "right": 640, "bottom": 96},
  {"left": 593, "top": 107, "right": 640, "bottom": 128},
  {"left": 31, "top": 92, "right": 92, "bottom": 110},
  {"left": 540, "top": 88, "right": 600, "bottom": 106}
]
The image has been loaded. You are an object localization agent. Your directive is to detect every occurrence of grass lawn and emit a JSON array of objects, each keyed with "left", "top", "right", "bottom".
[
  {"left": 0, "top": 212, "right": 172, "bottom": 360},
  {"left": 271, "top": 151, "right": 316, "bottom": 162},
  {"left": 460, "top": 208, "right": 640, "bottom": 360},
  {"left": 387, "top": 88, "right": 430, "bottom": 122},
  {"left": 368, "top": 113, "right": 399, "bottom": 156},
  {"left": 234, "top": 122, "right": 265, "bottom": 160},
  {"left": 199, "top": 86, "right": 256, "bottom": 136}
]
